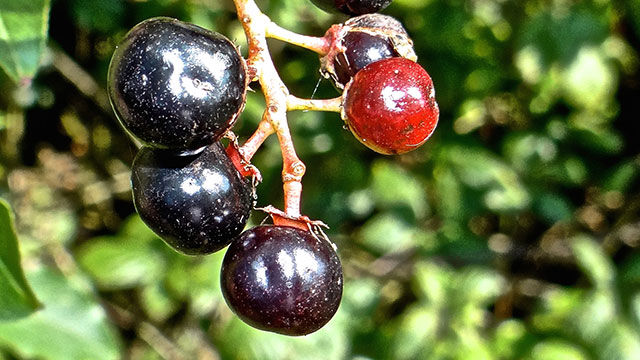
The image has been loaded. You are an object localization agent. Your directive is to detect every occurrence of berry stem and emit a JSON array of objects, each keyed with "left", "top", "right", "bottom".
[
  {"left": 287, "top": 95, "right": 343, "bottom": 112},
  {"left": 233, "top": 0, "right": 306, "bottom": 218},
  {"left": 240, "top": 116, "right": 274, "bottom": 161},
  {"left": 265, "top": 21, "right": 331, "bottom": 55}
]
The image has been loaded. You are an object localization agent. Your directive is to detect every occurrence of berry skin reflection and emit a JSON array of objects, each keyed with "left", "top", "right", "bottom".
[
  {"left": 221, "top": 225, "right": 343, "bottom": 336},
  {"left": 342, "top": 57, "right": 439, "bottom": 155},
  {"left": 132, "top": 143, "right": 254, "bottom": 255},
  {"left": 107, "top": 0, "right": 439, "bottom": 337},
  {"left": 108, "top": 17, "right": 247, "bottom": 152}
]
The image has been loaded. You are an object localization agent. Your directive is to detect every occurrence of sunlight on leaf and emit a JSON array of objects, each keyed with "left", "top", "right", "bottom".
[
  {"left": 0, "top": 0, "right": 50, "bottom": 83},
  {"left": 0, "top": 198, "right": 39, "bottom": 322},
  {"left": 0, "top": 267, "right": 122, "bottom": 360}
]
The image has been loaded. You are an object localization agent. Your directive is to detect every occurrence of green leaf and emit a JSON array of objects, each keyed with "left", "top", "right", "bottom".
[
  {"left": 433, "top": 165, "right": 464, "bottom": 220},
  {"left": 77, "top": 216, "right": 166, "bottom": 290},
  {"left": 602, "top": 160, "right": 640, "bottom": 193},
  {"left": 455, "top": 267, "right": 505, "bottom": 305},
  {"left": 620, "top": 254, "right": 640, "bottom": 286},
  {"left": 0, "top": 198, "right": 39, "bottom": 321},
  {"left": 358, "top": 212, "right": 428, "bottom": 254},
  {"left": 518, "top": 10, "right": 607, "bottom": 68},
  {"left": 392, "top": 305, "right": 439, "bottom": 360},
  {"left": 140, "top": 283, "right": 179, "bottom": 323},
  {"left": 213, "top": 312, "right": 349, "bottom": 360},
  {"left": 70, "top": 0, "right": 123, "bottom": 33},
  {"left": 529, "top": 339, "right": 589, "bottom": 360},
  {"left": 491, "top": 320, "right": 534, "bottom": 359},
  {"left": 165, "top": 251, "right": 225, "bottom": 316},
  {"left": 371, "top": 160, "right": 429, "bottom": 219},
  {"left": 443, "top": 145, "right": 530, "bottom": 212},
  {"left": 77, "top": 235, "right": 165, "bottom": 290},
  {"left": 534, "top": 191, "right": 574, "bottom": 223},
  {"left": 0, "top": 0, "right": 51, "bottom": 84},
  {"left": 0, "top": 267, "right": 122, "bottom": 360},
  {"left": 628, "top": 0, "right": 640, "bottom": 39},
  {"left": 571, "top": 235, "right": 615, "bottom": 289}
]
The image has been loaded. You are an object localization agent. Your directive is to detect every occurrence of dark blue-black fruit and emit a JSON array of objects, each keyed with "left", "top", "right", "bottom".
[
  {"left": 131, "top": 142, "right": 253, "bottom": 255},
  {"left": 221, "top": 225, "right": 343, "bottom": 336},
  {"left": 320, "top": 14, "right": 415, "bottom": 89},
  {"left": 310, "top": 0, "right": 392, "bottom": 16},
  {"left": 332, "top": 31, "right": 398, "bottom": 87},
  {"left": 108, "top": 17, "right": 247, "bottom": 151}
]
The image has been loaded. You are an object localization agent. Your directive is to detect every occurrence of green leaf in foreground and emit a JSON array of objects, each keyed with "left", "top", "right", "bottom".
[
  {"left": 77, "top": 215, "right": 166, "bottom": 290},
  {"left": 0, "top": 198, "right": 39, "bottom": 321},
  {"left": 0, "top": 267, "right": 122, "bottom": 360},
  {"left": 0, "top": 0, "right": 51, "bottom": 83}
]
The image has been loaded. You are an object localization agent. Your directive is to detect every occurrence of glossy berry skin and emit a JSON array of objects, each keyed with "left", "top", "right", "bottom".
[
  {"left": 221, "top": 225, "right": 343, "bottom": 336},
  {"left": 311, "top": 0, "right": 392, "bottom": 15},
  {"left": 342, "top": 57, "right": 439, "bottom": 155},
  {"left": 131, "top": 143, "right": 253, "bottom": 255},
  {"left": 321, "top": 14, "right": 415, "bottom": 89},
  {"left": 108, "top": 17, "right": 247, "bottom": 151},
  {"left": 333, "top": 31, "right": 398, "bottom": 88}
]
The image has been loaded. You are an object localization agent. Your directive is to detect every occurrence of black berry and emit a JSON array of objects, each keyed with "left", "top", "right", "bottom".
[
  {"left": 333, "top": 31, "right": 397, "bottom": 87},
  {"left": 320, "top": 14, "right": 416, "bottom": 89},
  {"left": 131, "top": 142, "right": 254, "bottom": 255},
  {"left": 311, "top": 0, "right": 393, "bottom": 16},
  {"left": 108, "top": 17, "right": 247, "bottom": 152},
  {"left": 221, "top": 225, "right": 343, "bottom": 336}
]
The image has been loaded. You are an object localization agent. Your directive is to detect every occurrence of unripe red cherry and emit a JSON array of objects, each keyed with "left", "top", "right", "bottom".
[{"left": 342, "top": 57, "right": 439, "bottom": 155}]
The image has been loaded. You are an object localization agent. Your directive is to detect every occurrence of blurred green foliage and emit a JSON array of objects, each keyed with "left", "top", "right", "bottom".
[
  {"left": 0, "top": 0, "right": 50, "bottom": 84},
  {"left": 1, "top": 0, "right": 640, "bottom": 359},
  {"left": 0, "top": 199, "right": 39, "bottom": 321}
]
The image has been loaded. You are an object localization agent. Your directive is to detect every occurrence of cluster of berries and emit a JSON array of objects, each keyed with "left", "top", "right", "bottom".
[{"left": 107, "top": 0, "right": 438, "bottom": 335}]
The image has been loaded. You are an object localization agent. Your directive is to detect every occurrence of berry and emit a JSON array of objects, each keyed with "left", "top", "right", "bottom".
[
  {"left": 108, "top": 17, "right": 247, "bottom": 152},
  {"left": 342, "top": 57, "right": 439, "bottom": 155},
  {"left": 320, "top": 14, "right": 416, "bottom": 89},
  {"left": 221, "top": 225, "right": 343, "bottom": 336},
  {"left": 311, "top": 0, "right": 393, "bottom": 16},
  {"left": 131, "top": 142, "right": 254, "bottom": 255}
]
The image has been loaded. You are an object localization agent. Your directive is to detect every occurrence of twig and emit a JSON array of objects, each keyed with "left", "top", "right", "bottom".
[{"left": 234, "top": 0, "right": 308, "bottom": 219}]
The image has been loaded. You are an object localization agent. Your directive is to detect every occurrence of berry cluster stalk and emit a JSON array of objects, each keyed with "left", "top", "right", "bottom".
[{"left": 232, "top": 0, "right": 341, "bottom": 229}]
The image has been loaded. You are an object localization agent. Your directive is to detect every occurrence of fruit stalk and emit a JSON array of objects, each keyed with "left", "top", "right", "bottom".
[
  {"left": 286, "top": 95, "right": 342, "bottom": 112},
  {"left": 233, "top": 0, "right": 307, "bottom": 221},
  {"left": 265, "top": 21, "right": 331, "bottom": 55}
]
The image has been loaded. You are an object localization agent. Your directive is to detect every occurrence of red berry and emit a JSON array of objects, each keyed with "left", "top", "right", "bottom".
[{"left": 342, "top": 57, "right": 439, "bottom": 155}]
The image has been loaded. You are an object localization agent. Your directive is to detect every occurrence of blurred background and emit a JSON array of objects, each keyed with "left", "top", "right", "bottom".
[{"left": 1, "top": 0, "right": 640, "bottom": 359}]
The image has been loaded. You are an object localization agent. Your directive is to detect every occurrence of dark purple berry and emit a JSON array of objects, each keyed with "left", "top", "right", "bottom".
[
  {"left": 131, "top": 143, "right": 253, "bottom": 255},
  {"left": 221, "top": 225, "right": 343, "bottom": 336},
  {"left": 311, "top": 0, "right": 393, "bottom": 16},
  {"left": 320, "top": 14, "right": 416, "bottom": 89},
  {"left": 108, "top": 17, "right": 247, "bottom": 151},
  {"left": 333, "top": 31, "right": 398, "bottom": 87}
]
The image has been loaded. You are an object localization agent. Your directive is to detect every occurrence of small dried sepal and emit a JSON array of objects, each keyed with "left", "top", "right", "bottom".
[
  {"left": 257, "top": 205, "right": 329, "bottom": 232},
  {"left": 225, "top": 138, "right": 262, "bottom": 183}
]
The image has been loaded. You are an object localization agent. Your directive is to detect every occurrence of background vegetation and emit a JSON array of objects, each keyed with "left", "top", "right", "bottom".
[{"left": 1, "top": 0, "right": 640, "bottom": 359}]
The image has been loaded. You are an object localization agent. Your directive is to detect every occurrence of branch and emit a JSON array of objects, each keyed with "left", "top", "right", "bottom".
[
  {"left": 265, "top": 21, "right": 331, "bottom": 55},
  {"left": 287, "top": 95, "right": 343, "bottom": 113},
  {"left": 234, "top": 0, "right": 306, "bottom": 219}
]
